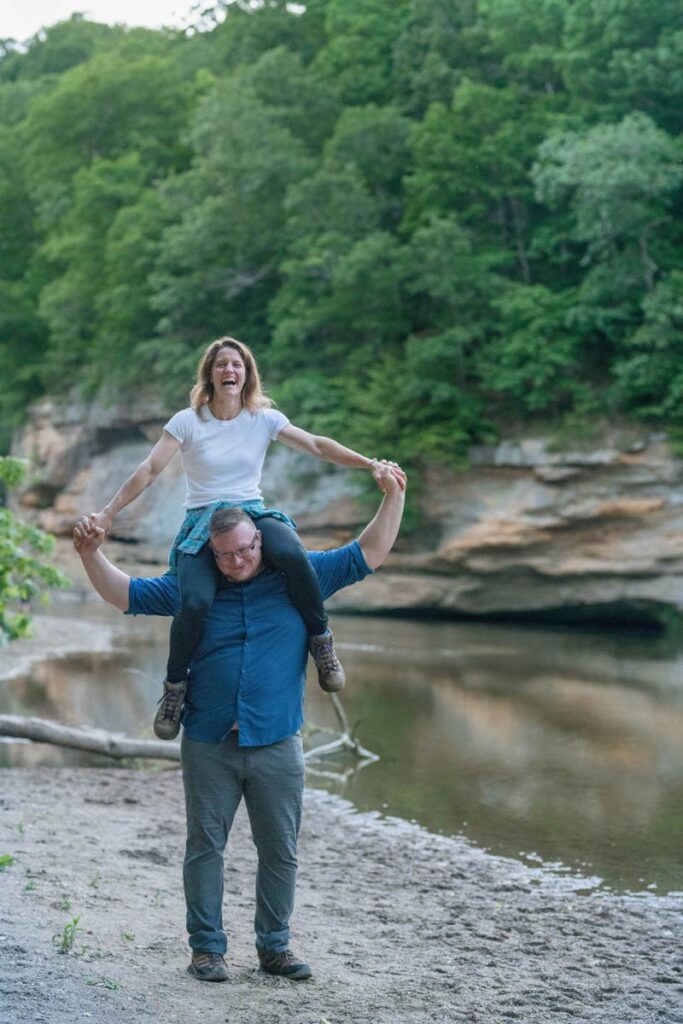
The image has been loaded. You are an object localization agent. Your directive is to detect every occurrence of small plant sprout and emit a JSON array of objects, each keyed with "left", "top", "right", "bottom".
[
  {"left": 86, "top": 977, "right": 121, "bottom": 990},
  {"left": 24, "top": 881, "right": 38, "bottom": 892},
  {"left": 60, "top": 896, "right": 72, "bottom": 911},
  {"left": 53, "top": 915, "right": 82, "bottom": 954},
  {"left": 0, "top": 854, "right": 14, "bottom": 870}
]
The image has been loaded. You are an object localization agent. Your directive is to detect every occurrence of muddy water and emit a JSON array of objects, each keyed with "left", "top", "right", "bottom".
[{"left": 1, "top": 604, "right": 682, "bottom": 894}]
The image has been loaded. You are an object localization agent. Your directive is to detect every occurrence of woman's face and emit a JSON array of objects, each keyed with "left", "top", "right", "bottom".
[{"left": 210, "top": 346, "right": 246, "bottom": 399}]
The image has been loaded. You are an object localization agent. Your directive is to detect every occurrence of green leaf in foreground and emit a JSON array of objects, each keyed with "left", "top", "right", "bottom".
[{"left": 0, "top": 456, "right": 70, "bottom": 643}]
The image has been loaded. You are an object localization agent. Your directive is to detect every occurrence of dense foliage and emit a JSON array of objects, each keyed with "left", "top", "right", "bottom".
[
  {"left": 1, "top": 0, "right": 681, "bottom": 465},
  {"left": 0, "top": 458, "right": 69, "bottom": 641}
]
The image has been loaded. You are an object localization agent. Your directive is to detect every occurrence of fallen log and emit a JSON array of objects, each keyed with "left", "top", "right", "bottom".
[
  {"left": 0, "top": 715, "right": 180, "bottom": 761},
  {"left": 0, "top": 709, "right": 379, "bottom": 765}
]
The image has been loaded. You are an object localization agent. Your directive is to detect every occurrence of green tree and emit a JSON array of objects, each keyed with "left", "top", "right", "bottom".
[
  {"left": 268, "top": 165, "right": 383, "bottom": 383},
  {"left": 2, "top": 0, "right": 683, "bottom": 463},
  {"left": 245, "top": 46, "right": 340, "bottom": 153},
  {"left": 37, "top": 153, "right": 149, "bottom": 386},
  {"left": 392, "top": 0, "right": 477, "bottom": 116},
  {"left": 149, "top": 77, "right": 313, "bottom": 399},
  {"left": 314, "top": 0, "right": 409, "bottom": 105},
  {"left": 395, "top": 216, "right": 499, "bottom": 461},
  {"left": 208, "top": 0, "right": 324, "bottom": 69},
  {"left": 532, "top": 112, "right": 683, "bottom": 355},
  {"left": 481, "top": 284, "right": 581, "bottom": 414},
  {"left": 533, "top": 113, "right": 683, "bottom": 272},
  {"left": 561, "top": 0, "right": 683, "bottom": 130},
  {"left": 324, "top": 104, "right": 410, "bottom": 226},
  {"left": 0, "top": 131, "right": 47, "bottom": 440},
  {"left": 0, "top": 14, "right": 119, "bottom": 81},
  {"left": 92, "top": 189, "right": 174, "bottom": 391},
  {"left": 406, "top": 79, "right": 553, "bottom": 282},
  {"left": 615, "top": 271, "right": 683, "bottom": 424},
  {"left": 477, "top": 0, "right": 566, "bottom": 91},
  {"left": 19, "top": 48, "right": 191, "bottom": 225}
]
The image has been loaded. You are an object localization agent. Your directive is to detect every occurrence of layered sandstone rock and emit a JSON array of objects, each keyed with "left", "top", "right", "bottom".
[{"left": 11, "top": 399, "right": 683, "bottom": 624}]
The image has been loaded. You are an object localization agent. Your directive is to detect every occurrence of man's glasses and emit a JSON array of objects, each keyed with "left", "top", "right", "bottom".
[{"left": 210, "top": 531, "right": 259, "bottom": 562}]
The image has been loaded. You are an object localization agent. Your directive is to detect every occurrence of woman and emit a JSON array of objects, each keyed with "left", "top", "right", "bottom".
[{"left": 84, "top": 336, "right": 406, "bottom": 740}]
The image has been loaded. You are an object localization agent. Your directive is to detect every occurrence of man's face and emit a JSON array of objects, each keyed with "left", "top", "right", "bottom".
[{"left": 209, "top": 522, "right": 263, "bottom": 582}]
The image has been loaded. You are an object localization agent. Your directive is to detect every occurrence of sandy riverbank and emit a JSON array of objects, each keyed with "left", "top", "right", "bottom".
[{"left": 0, "top": 618, "right": 681, "bottom": 1024}]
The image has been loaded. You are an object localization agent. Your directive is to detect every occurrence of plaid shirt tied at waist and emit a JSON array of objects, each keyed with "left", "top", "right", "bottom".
[{"left": 168, "top": 500, "right": 296, "bottom": 573}]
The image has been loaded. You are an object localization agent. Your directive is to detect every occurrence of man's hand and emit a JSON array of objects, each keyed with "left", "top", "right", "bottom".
[
  {"left": 73, "top": 516, "right": 106, "bottom": 555},
  {"left": 371, "top": 459, "right": 406, "bottom": 492},
  {"left": 72, "top": 516, "right": 131, "bottom": 611}
]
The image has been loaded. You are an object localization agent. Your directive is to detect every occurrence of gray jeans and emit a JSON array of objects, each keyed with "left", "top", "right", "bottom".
[{"left": 181, "top": 731, "right": 305, "bottom": 954}]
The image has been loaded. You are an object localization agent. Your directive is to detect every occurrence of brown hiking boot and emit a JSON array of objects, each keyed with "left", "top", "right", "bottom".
[
  {"left": 153, "top": 679, "right": 186, "bottom": 740},
  {"left": 308, "top": 630, "right": 345, "bottom": 693},
  {"left": 258, "top": 948, "right": 312, "bottom": 981},
  {"left": 187, "top": 951, "right": 228, "bottom": 982}
]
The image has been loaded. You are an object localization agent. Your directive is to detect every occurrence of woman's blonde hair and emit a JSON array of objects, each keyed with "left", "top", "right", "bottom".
[{"left": 190, "top": 336, "right": 272, "bottom": 413}]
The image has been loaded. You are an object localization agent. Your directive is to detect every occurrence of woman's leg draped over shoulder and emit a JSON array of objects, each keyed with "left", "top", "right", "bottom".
[
  {"left": 167, "top": 543, "right": 221, "bottom": 682},
  {"left": 257, "top": 517, "right": 328, "bottom": 636}
]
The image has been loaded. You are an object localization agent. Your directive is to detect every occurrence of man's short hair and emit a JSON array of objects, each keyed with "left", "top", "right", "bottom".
[{"left": 209, "top": 507, "right": 254, "bottom": 537}]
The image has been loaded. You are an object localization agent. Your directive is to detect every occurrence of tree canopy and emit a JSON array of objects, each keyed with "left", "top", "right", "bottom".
[{"left": 1, "top": 2, "right": 681, "bottom": 464}]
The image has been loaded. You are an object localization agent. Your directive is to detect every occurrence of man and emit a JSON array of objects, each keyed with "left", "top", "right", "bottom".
[{"left": 73, "top": 464, "right": 405, "bottom": 983}]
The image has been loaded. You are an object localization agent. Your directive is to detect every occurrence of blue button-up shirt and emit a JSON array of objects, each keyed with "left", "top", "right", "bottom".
[{"left": 127, "top": 541, "right": 372, "bottom": 747}]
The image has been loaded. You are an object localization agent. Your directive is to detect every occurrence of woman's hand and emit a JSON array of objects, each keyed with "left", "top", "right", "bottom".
[
  {"left": 371, "top": 459, "right": 407, "bottom": 491},
  {"left": 87, "top": 509, "right": 114, "bottom": 536},
  {"left": 73, "top": 516, "right": 106, "bottom": 554},
  {"left": 75, "top": 509, "right": 112, "bottom": 541}
]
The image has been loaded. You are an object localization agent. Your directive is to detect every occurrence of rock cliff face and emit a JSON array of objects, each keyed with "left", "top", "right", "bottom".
[
  {"left": 11, "top": 399, "right": 683, "bottom": 625},
  {"left": 379, "top": 439, "right": 683, "bottom": 626}
]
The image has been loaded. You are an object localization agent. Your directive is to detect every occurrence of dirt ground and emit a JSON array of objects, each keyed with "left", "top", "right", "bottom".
[{"left": 0, "top": 619, "right": 682, "bottom": 1024}]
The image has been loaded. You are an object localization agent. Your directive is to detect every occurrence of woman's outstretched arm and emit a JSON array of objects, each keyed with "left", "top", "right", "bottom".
[
  {"left": 277, "top": 424, "right": 407, "bottom": 487},
  {"left": 88, "top": 431, "right": 180, "bottom": 535}
]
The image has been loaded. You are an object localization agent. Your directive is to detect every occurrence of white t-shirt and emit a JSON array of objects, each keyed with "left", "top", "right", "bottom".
[{"left": 164, "top": 406, "right": 290, "bottom": 508}]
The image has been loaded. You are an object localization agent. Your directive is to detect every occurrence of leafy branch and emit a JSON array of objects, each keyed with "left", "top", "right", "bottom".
[{"left": 0, "top": 457, "right": 70, "bottom": 644}]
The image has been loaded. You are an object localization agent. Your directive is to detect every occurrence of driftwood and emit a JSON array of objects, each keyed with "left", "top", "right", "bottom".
[
  {"left": 305, "top": 694, "right": 379, "bottom": 765},
  {"left": 0, "top": 715, "right": 180, "bottom": 761},
  {"left": 0, "top": 704, "right": 379, "bottom": 766}
]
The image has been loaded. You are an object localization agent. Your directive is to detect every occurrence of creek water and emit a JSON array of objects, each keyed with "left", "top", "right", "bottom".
[{"left": 2, "top": 601, "right": 682, "bottom": 895}]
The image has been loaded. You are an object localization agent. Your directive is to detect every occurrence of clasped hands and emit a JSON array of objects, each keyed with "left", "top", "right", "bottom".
[
  {"left": 72, "top": 514, "right": 106, "bottom": 553},
  {"left": 370, "top": 459, "right": 407, "bottom": 494}
]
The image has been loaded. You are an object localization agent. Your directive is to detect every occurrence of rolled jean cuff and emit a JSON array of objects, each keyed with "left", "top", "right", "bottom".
[
  {"left": 189, "top": 930, "right": 227, "bottom": 955},
  {"left": 255, "top": 926, "right": 291, "bottom": 953}
]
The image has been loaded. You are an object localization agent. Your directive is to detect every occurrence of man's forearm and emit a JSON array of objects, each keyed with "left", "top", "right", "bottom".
[
  {"left": 358, "top": 487, "right": 405, "bottom": 570},
  {"left": 79, "top": 548, "right": 131, "bottom": 611}
]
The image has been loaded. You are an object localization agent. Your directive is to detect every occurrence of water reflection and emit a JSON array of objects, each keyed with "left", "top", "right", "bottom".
[
  {"left": 1, "top": 606, "right": 682, "bottom": 892},
  {"left": 305, "top": 619, "right": 683, "bottom": 893}
]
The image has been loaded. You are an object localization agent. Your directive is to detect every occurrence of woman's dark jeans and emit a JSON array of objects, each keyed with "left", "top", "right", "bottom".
[{"left": 166, "top": 517, "right": 328, "bottom": 683}]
